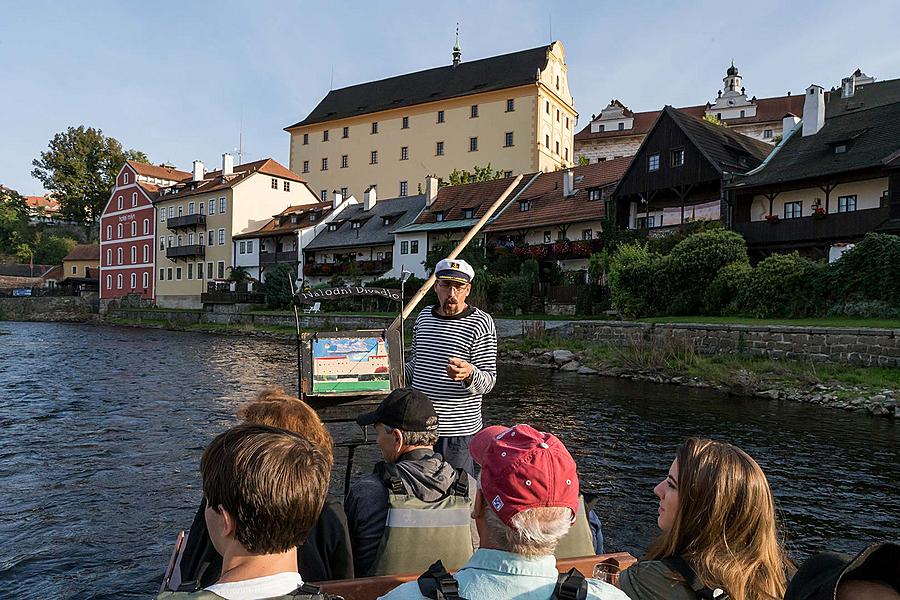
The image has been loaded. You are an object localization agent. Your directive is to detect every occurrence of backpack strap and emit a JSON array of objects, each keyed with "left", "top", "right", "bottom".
[
  {"left": 287, "top": 582, "right": 344, "bottom": 599},
  {"left": 417, "top": 560, "right": 466, "bottom": 600},
  {"left": 662, "top": 557, "right": 729, "bottom": 600},
  {"left": 552, "top": 567, "right": 588, "bottom": 600},
  {"left": 450, "top": 468, "right": 470, "bottom": 498},
  {"left": 375, "top": 461, "right": 406, "bottom": 495}
]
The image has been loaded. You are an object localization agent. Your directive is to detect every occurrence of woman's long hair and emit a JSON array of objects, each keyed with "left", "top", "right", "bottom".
[{"left": 645, "top": 438, "right": 790, "bottom": 600}]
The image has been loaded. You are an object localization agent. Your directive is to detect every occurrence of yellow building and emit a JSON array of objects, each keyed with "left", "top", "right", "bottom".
[
  {"left": 154, "top": 155, "right": 319, "bottom": 308},
  {"left": 285, "top": 40, "right": 577, "bottom": 202},
  {"left": 62, "top": 244, "right": 100, "bottom": 279}
]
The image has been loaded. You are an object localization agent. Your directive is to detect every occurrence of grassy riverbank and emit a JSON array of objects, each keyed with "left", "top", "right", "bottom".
[
  {"left": 499, "top": 336, "right": 899, "bottom": 417},
  {"left": 104, "top": 316, "right": 299, "bottom": 337}
]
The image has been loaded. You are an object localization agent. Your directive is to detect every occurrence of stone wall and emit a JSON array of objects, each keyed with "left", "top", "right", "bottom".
[
  {"left": 562, "top": 321, "right": 900, "bottom": 367},
  {"left": 107, "top": 308, "right": 393, "bottom": 332},
  {"left": 0, "top": 296, "right": 96, "bottom": 322}
]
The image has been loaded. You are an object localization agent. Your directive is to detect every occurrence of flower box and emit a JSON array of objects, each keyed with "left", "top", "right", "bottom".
[{"left": 764, "top": 214, "right": 780, "bottom": 223}]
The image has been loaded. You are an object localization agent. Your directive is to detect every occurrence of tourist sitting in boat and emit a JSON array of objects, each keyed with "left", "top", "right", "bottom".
[
  {"left": 378, "top": 424, "right": 631, "bottom": 600},
  {"left": 176, "top": 389, "right": 353, "bottom": 587},
  {"left": 784, "top": 541, "right": 899, "bottom": 600},
  {"left": 158, "top": 423, "right": 333, "bottom": 600},
  {"left": 619, "top": 437, "right": 792, "bottom": 600},
  {"left": 347, "top": 388, "right": 476, "bottom": 577}
]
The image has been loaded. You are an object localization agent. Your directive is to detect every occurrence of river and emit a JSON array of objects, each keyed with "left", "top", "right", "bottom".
[{"left": 0, "top": 322, "right": 897, "bottom": 599}]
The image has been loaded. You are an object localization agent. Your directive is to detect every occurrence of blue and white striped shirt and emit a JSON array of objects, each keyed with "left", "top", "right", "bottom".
[{"left": 404, "top": 305, "right": 497, "bottom": 436}]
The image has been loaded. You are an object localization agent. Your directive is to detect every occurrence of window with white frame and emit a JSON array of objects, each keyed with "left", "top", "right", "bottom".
[
  {"left": 247, "top": 240, "right": 253, "bottom": 253},
  {"left": 132, "top": 192, "right": 138, "bottom": 207},
  {"left": 436, "top": 141, "right": 444, "bottom": 156},
  {"left": 239, "top": 241, "right": 246, "bottom": 254},
  {"left": 401, "top": 241, "right": 409, "bottom": 255},
  {"left": 218, "top": 229, "right": 225, "bottom": 245},
  {"left": 838, "top": 195, "right": 857, "bottom": 212},
  {"left": 189, "top": 202, "right": 195, "bottom": 215},
  {"left": 159, "top": 237, "right": 165, "bottom": 250},
  {"left": 106, "top": 225, "right": 112, "bottom": 239},
  {"left": 544, "top": 231, "right": 552, "bottom": 243},
  {"left": 143, "top": 219, "right": 149, "bottom": 234},
  {"left": 410, "top": 240, "right": 419, "bottom": 253},
  {"left": 178, "top": 205, "right": 183, "bottom": 217},
  {"left": 648, "top": 153, "right": 660, "bottom": 171},
  {"left": 504, "top": 132, "right": 514, "bottom": 147},
  {"left": 117, "top": 274, "right": 123, "bottom": 289},
  {"left": 175, "top": 267, "right": 182, "bottom": 280},
  {"left": 199, "top": 232, "right": 205, "bottom": 246},
  {"left": 188, "top": 232, "right": 194, "bottom": 245},
  {"left": 208, "top": 200, "right": 215, "bottom": 215},
  {"left": 131, "top": 221, "right": 137, "bottom": 236},
  {"left": 341, "top": 155, "right": 348, "bottom": 168},
  {"left": 303, "top": 161, "right": 309, "bottom": 173},
  {"left": 588, "top": 189, "right": 602, "bottom": 201},
  {"left": 402, "top": 116, "right": 409, "bottom": 129},
  {"left": 130, "top": 273, "right": 136, "bottom": 289},
  {"left": 784, "top": 201, "right": 802, "bottom": 219},
  {"left": 207, "top": 262, "right": 213, "bottom": 279},
  {"left": 217, "top": 261, "right": 225, "bottom": 279},
  {"left": 322, "top": 157, "right": 329, "bottom": 171},
  {"left": 370, "top": 150, "right": 378, "bottom": 164},
  {"left": 470, "top": 105, "right": 478, "bottom": 118},
  {"left": 284, "top": 181, "right": 290, "bottom": 192},
  {"left": 159, "top": 268, "right": 164, "bottom": 281},
  {"left": 130, "top": 246, "right": 136, "bottom": 263},
  {"left": 117, "top": 196, "right": 123, "bottom": 210},
  {"left": 168, "top": 206, "right": 174, "bottom": 218},
  {"left": 106, "top": 248, "right": 112, "bottom": 264},
  {"left": 197, "top": 262, "right": 204, "bottom": 279},
  {"left": 340, "top": 187, "right": 348, "bottom": 198},
  {"left": 401, "top": 146, "right": 409, "bottom": 160},
  {"left": 207, "top": 230, "right": 214, "bottom": 246},
  {"left": 671, "top": 148, "right": 685, "bottom": 167},
  {"left": 219, "top": 197, "right": 226, "bottom": 213},
  {"left": 320, "top": 190, "right": 328, "bottom": 202},
  {"left": 469, "top": 137, "right": 478, "bottom": 152},
  {"left": 117, "top": 248, "right": 123, "bottom": 264},
  {"left": 187, "top": 263, "right": 193, "bottom": 280},
  {"left": 160, "top": 209, "right": 166, "bottom": 222},
  {"left": 142, "top": 272, "right": 148, "bottom": 288},
  {"left": 143, "top": 244, "right": 149, "bottom": 262},
  {"left": 763, "top": 129, "right": 774, "bottom": 139},
  {"left": 117, "top": 223, "right": 123, "bottom": 237},
  {"left": 106, "top": 274, "right": 112, "bottom": 290},
  {"left": 463, "top": 208, "right": 474, "bottom": 219},
  {"left": 582, "top": 229, "right": 593, "bottom": 240},
  {"left": 519, "top": 201, "right": 530, "bottom": 212},
  {"left": 399, "top": 181, "right": 408, "bottom": 197},
  {"left": 123, "top": 172, "right": 129, "bottom": 184},
  {"left": 437, "top": 110, "right": 445, "bottom": 123},
  {"left": 371, "top": 122, "right": 378, "bottom": 134},
  {"left": 506, "top": 98, "right": 515, "bottom": 112}
]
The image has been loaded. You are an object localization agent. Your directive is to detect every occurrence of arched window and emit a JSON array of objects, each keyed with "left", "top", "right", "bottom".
[
  {"left": 131, "top": 221, "right": 137, "bottom": 236},
  {"left": 142, "top": 272, "right": 148, "bottom": 288},
  {"left": 106, "top": 225, "right": 112, "bottom": 240},
  {"left": 123, "top": 172, "right": 129, "bottom": 184},
  {"left": 142, "top": 244, "right": 149, "bottom": 262},
  {"left": 117, "top": 195, "right": 123, "bottom": 210},
  {"left": 116, "top": 274, "right": 123, "bottom": 289},
  {"left": 130, "top": 246, "right": 136, "bottom": 263},
  {"left": 117, "top": 223, "right": 123, "bottom": 238},
  {"left": 106, "top": 248, "right": 112, "bottom": 265},
  {"left": 130, "top": 273, "right": 136, "bottom": 288},
  {"left": 132, "top": 192, "right": 138, "bottom": 207},
  {"left": 106, "top": 274, "right": 112, "bottom": 290},
  {"left": 117, "top": 248, "right": 123, "bottom": 265},
  {"left": 143, "top": 219, "right": 149, "bottom": 234}
]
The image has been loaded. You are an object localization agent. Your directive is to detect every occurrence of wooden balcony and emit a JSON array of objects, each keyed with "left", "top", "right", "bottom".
[
  {"left": 259, "top": 250, "right": 299, "bottom": 266},
  {"left": 166, "top": 244, "right": 205, "bottom": 259},
  {"left": 304, "top": 259, "right": 392, "bottom": 277},
  {"left": 732, "top": 206, "right": 890, "bottom": 248},
  {"left": 167, "top": 214, "right": 206, "bottom": 230}
]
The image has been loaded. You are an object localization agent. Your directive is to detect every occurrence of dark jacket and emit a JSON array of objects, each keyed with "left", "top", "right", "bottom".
[
  {"left": 345, "top": 448, "right": 472, "bottom": 577},
  {"left": 177, "top": 498, "right": 353, "bottom": 587},
  {"left": 619, "top": 560, "right": 702, "bottom": 600}
]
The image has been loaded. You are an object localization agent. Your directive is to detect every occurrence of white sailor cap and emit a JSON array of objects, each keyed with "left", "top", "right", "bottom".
[{"left": 435, "top": 258, "right": 475, "bottom": 284}]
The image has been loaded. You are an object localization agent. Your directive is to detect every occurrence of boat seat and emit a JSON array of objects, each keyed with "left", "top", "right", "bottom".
[{"left": 314, "top": 552, "right": 637, "bottom": 600}]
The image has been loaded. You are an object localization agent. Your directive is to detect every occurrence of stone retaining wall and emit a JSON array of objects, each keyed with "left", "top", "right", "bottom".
[
  {"left": 563, "top": 321, "right": 900, "bottom": 367},
  {"left": 0, "top": 296, "right": 96, "bottom": 322},
  {"left": 107, "top": 308, "right": 392, "bottom": 332}
]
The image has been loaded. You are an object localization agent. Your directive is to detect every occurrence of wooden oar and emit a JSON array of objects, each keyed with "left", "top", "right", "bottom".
[{"left": 388, "top": 173, "right": 527, "bottom": 331}]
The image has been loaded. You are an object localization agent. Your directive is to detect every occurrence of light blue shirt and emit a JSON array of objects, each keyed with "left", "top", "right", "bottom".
[{"left": 378, "top": 548, "right": 632, "bottom": 600}]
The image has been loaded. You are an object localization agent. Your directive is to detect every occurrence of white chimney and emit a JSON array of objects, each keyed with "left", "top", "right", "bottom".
[
  {"left": 563, "top": 169, "right": 575, "bottom": 197},
  {"left": 192, "top": 160, "right": 204, "bottom": 182},
  {"left": 332, "top": 189, "right": 343, "bottom": 209},
  {"left": 802, "top": 85, "right": 825, "bottom": 137},
  {"left": 425, "top": 176, "right": 439, "bottom": 207},
  {"left": 841, "top": 76, "right": 855, "bottom": 99},
  {"left": 364, "top": 186, "right": 377, "bottom": 211},
  {"left": 222, "top": 153, "right": 234, "bottom": 176},
  {"left": 782, "top": 113, "right": 800, "bottom": 135}
]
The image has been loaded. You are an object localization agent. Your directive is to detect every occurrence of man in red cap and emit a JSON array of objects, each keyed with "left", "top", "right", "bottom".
[{"left": 378, "top": 424, "right": 629, "bottom": 600}]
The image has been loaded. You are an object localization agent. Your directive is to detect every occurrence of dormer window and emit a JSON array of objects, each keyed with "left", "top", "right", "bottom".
[
  {"left": 598, "top": 124, "right": 605, "bottom": 132},
  {"left": 291, "top": 214, "right": 298, "bottom": 224},
  {"left": 519, "top": 201, "right": 530, "bottom": 212},
  {"left": 309, "top": 213, "right": 317, "bottom": 223},
  {"left": 351, "top": 221, "right": 361, "bottom": 229},
  {"left": 435, "top": 212, "right": 445, "bottom": 222},
  {"left": 588, "top": 189, "right": 601, "bottom": 201},
  {"left": 328, "top": 223, "right": 339, "bottom": 232},
  {"left": 463, "top": 208, "right": 475, "bottom": 219},
  {"left": 382, "top": 216, "right": 392, "bottom": 226},
  {"left": 834, "top": 144, "right": 847, "bottom": 154}
]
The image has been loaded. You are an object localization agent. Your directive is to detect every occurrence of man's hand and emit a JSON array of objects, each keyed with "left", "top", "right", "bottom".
[{"left": 447, "top": 357, "right": 474, "bottom": 384}]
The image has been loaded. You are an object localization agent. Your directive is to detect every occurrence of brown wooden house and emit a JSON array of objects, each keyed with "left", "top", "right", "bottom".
[{"left": 613, "top": 106, "right": 772, "bottom": 232}]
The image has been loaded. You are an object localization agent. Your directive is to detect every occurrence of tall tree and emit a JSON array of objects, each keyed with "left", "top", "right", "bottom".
[
  {"left": 31, "top": 126, "right": 148, "bottom": 226},
  {"left": 0, "top": 186, "right": 33, "bottom": 254}
]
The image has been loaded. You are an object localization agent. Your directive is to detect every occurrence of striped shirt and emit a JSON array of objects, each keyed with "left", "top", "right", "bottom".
[{"left": 404, "top": 305, "right": 497, "bottom": 436}]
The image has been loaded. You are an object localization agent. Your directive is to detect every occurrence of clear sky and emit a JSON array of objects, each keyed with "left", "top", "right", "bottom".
[{"left": 3, "top": 0, "right": 898, "bottom": 195}]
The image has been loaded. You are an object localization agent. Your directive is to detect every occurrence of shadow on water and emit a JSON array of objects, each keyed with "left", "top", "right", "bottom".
[{"left": 0, "top": 322, "right": 897, "bottom": 599}]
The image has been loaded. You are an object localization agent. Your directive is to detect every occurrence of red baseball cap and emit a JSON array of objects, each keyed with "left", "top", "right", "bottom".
[{"left": 469, "top": 424, "right": 579, "bottom": 526}]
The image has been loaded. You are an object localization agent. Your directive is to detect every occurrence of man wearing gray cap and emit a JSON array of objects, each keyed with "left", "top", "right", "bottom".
[{"left": 403, "top": 258, "right": 497, "bottom": 476}]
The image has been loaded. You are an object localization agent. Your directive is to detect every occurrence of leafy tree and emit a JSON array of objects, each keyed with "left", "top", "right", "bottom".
[
  {"left": 444, "top": 163, "right": 505, "bottom": 187},
  {"left": 0, "top": 187, "right": 33, "bottom": 255},
  {"left": 424, "top": 238, "right": 485, "bottom": 273},
  {"left": 227, "top": 265, "right": 250, "bottom": 283},
  {"left": 263, "top": 263, "right": 296, "bottom": 309},
  {"left": 16, "top": 232, "right": 77, "bottom": 265},
  {"left": 578, "top": 155, "right": 590, "bottom": 166},
  {"left": 702, "top": 114, "right": 728, "bottom": 128},
  {"left": 31, "top": 126, "right": 148, "bottom": 226}
]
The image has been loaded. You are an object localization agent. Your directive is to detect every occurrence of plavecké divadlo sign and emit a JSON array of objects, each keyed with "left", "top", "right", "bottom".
[{"left": 295, "top": 287, "right": 402, "bottom": 303}]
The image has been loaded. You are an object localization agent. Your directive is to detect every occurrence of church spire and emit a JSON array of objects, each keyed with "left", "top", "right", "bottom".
[{"left": 452, "top": 23, "right": 461, "bottom": 67}]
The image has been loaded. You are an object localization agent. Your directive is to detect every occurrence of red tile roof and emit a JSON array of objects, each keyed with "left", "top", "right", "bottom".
[
  {"left": 63, "top": 244, "right": 100, "bottom": 261},
  {"left": 485, "top": 157, "right": 632, "bottom": 232},
  {"left": 233, "top": 201, "right": 335, "bottom": 239},
  {"left": 414, "top": 175, "right": 535, "bottom": 224},
  {"left": 127, "top": 161, "right": 191, "bottom": 181},
  {"left": 153, "top": 158, "right": 305, "bottom": 202},
  {"left": 25, "top": 195, "right": 60, "bottom": 213},
  {"left": 575, "top": 95, "right": 805, "bottom": 142}
]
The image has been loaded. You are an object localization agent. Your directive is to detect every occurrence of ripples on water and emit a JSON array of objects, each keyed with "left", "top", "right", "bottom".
[{"left": 0, "top": 323, "right": 897, "bottom": 599}]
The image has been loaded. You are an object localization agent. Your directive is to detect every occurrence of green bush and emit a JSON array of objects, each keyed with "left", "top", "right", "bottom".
[
  {"left": 608, "top": 243, "right": 665, "bottom": 318},
  {"left": 499, "top": 275, "right": 532, "bottom": 314},
  {"left": 519, "top": 259, "right": 540, "bottom": 282},
  {"left": 663, "top": 229, "right": 749, "bottom": 315},
  {"left": 826, "top": 300, "right": 900, "bottom": 319},
  {"left": 646, "top": 220, "right": 724, "bottom": 255},
  {"left": 828, "top": 233, "right": 900, "bottom": 308},
  {"left": 263, "top": 263, "right": 296, "bottom": 309},
  {"left": 703, "top": 261, "right": 752, "bottom": 315},
  {"left": 736, "top": 252, "right": 825, "bottom": 318}
]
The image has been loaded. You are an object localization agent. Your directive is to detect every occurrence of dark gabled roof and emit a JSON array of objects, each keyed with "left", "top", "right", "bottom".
[
  {"left": 410, "top": 174, "right": 535, "bottom": 226},
  {"left": 485, "top": 157, "right": 631, "bottom": 232},
  {"left": 729, "top": 78, "right": 900, "bottom": 190},
  {"left": 0, "top": 264, "right": 58, "bottom": 278},
  {"left": 285, "top": 44, "right": 553, "bottom": 129},
  {"left": 63, "top": 244, "right": 100, "bottom": 261},
  {"left": 305, "top": 195, "right": 424, "bottom": 250},
  {"left": 665, "top": 107, "right": 773, "bottom": 174},
  {"left": 233, "top": 201, "right": 336, "bottom": 240}
]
